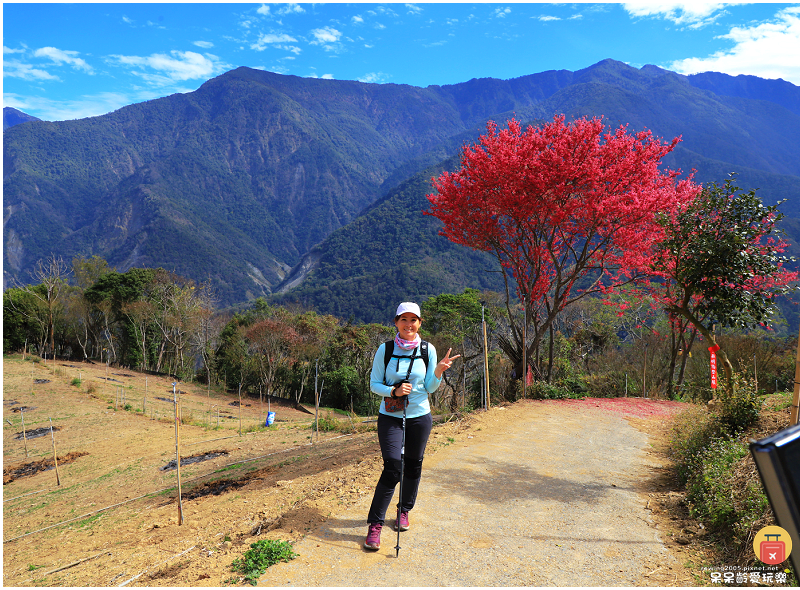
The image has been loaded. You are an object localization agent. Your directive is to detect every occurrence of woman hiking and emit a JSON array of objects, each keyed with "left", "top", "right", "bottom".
[{"left": 364, "top": 301, "right": 460, "bottom": 551}]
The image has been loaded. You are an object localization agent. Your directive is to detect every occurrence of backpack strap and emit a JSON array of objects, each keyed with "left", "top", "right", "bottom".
[
  {"left": 383, "top": 340, "right": 394, "bottom": 377},
  {"left": 383, "top": 339, "right": 430, "bottom": 380}
]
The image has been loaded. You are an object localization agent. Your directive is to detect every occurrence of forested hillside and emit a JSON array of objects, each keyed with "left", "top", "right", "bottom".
[{"left": 4, "top": 59, "right": 800, "bottom": 317}]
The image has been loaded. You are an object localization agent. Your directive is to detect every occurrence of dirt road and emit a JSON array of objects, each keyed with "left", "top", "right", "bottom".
[
  {"left": 261, "top": 399, "right": 691, "bottom": 587},
  {"left": 3, "top": 355, "right": 696, "bottom": 588}
]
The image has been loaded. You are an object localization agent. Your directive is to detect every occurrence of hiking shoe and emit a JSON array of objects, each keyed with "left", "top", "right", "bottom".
[
  {"left": 364, "top": 522, "right": 382, "bottom": 550},
  {"left": 395, "top": 510, "right": 409, "bottom": 532}
]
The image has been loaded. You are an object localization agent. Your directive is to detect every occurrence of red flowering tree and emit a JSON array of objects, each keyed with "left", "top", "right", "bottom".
[
  {"left": 650, "top": 176, "right": 798, "bottom": 392},
  {"left": 426, "top": 115, "right": 700, "bottom": 381}
]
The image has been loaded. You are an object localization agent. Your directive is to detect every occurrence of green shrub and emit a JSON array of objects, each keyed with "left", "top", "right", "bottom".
[
  {"left": 685, "top": 436, "right": 749, "bottom": 530},
  {"left": 717, "top": 374, "right": 760, "bottom": 433},
  {"left": 71, "top": 377, "right": 81, "bottom": 387},
  {"left": 230, "top": 539, "right": 297, "bottom": 585},
  {"left": 316, "top": 414, "right": 342, "bottom": 432},
  {"left": 669, "top": 405, "right": 726, "bottom": 485},
  {"left": 580, "top": 371, "right": 627, "bottom": 397},
  {"left": 526, "top": 380, "right": 583, "bottom": 400}
]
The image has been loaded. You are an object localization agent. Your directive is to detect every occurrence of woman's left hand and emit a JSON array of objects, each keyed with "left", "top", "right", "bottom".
[{"left": 434, "top": 348, "right": 461, "bottom": 378}]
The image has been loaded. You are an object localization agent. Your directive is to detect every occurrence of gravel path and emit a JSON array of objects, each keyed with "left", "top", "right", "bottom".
[{"left": 259, "top": 400, "right": 681, "bottom": 586}]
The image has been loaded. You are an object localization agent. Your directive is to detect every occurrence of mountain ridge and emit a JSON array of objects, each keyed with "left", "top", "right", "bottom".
[{"left": 4, "top": 59, "right": 799, "bottom": 319}]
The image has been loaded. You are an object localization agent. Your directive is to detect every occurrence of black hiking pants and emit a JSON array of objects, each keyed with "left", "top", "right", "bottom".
[{"left": 367, "top": 412, "right": 432, "bottom": 524}]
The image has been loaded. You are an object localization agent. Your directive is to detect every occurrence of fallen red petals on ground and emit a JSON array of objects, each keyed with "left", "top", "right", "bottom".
[{"left": 543, "top": 397, "right": 688, "bottom": 418}]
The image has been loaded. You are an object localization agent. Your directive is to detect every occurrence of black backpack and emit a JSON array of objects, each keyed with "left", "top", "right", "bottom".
[{"left": 383, "top": 340, "right": 429, "bottom": 381}]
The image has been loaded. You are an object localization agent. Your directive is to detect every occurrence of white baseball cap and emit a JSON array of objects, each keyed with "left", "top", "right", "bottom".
[{"left": 395, "top": 302, "right": 421, "bottom": 319}]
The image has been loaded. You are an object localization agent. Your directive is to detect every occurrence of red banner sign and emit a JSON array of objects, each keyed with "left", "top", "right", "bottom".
[{"left": 708, "top": 344, "right": 721, "bottom": 389}]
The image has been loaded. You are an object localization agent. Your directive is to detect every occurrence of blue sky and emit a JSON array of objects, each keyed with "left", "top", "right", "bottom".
[{"left": 3, "top": 2, "right": 800, "bottom": 121}]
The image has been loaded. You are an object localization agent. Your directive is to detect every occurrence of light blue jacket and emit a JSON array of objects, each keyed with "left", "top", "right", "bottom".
[{"left": 370, "top": 341, "right": 442, "bottom": 419}]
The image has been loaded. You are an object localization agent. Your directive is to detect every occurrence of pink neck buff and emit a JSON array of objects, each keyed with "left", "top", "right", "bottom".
[{"left": 394, "top": 333, "right": 421, "bottom": 351}]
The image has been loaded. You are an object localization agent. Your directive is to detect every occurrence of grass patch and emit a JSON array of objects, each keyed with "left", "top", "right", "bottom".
[
  {"left": 75, "top": 514, "right": 102, "bottom": 529},
  {"left": 230, "top": 539, "right": 298, "bottom": 585},
  {"left": 314, "top": 413, "right": 374, "bottom": 434}
]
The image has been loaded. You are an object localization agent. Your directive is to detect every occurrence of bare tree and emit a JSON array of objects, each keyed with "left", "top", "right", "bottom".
[{"left": 22, "top": 255, "right": 70, "bottom": 357}]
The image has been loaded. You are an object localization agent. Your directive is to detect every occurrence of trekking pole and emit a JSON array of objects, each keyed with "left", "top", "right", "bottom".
[{"left": 395, "top": 395, "right": 408, "bottom": 558}]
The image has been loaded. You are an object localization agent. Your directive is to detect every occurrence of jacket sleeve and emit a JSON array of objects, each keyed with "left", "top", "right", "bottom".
[
  {"left": 370, "top": 343, "right": 394, "bottom": 397},
  {"left": 424, "top": 343, "right": 443, "bottom": 393}
]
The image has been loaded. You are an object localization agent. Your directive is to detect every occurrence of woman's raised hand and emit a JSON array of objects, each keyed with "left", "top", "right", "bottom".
[{"left": 435, "top": 348, "right": 461, "bottom": 378}]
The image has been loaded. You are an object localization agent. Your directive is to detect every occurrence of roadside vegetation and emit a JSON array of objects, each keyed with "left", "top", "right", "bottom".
[{"left": 669, "top": 382, "right": 797, "bottom": 583}]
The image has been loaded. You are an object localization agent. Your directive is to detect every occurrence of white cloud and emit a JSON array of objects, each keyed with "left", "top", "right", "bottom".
[
  {"left": 122, "top": 15, "right": 134, "bottom": 25},
  {"left": 193, "top": 41, "right": 214, "bottom": 49},
  {"left": 251, "top": 32, "right": 299, "bottom": 51},
  {"left": 494, "top": 7, "right": 511, "bottom": 18},
  {"left": 538, "top": 16, "right": 561, "bottom": 22},
  {"left": 310, "top": 27, "right": 342, "bottom": 45},
  {"left": 623, "top": 2, "right": 729, "bottom": 28},
  {"left": 322, "top": 73, "right": 334, "bottom": 80},
  {"left": 257, "top": 4, "right": 270, "bottom": 16},
  {"left": 352, "top": 15, "right": 364, "bottom": 24},
  {"left": 34, "top": 46, "right": 93, "bottom": 73},
  {"left": 106, "top": 50, "right": 228, "bottom": 84},
  {"left": 375, "top": 23, "right": 386, "bottom": 30},
  {"left": 669, "top": 6, "right": 800, "bottom": 84},
  {"left": 406, "top": 4, "right": 422, "bottom": 15},
  {"left": 3, "top": 45, "right": 26, "bottom": 55},
  {"left": 3, "top": 60, "right": 60, "bottom": 81},
  {"left": 276, "top": 4, "right": 304, "bottom": 16},
  {"left": 358, "top": 72, "right": 389, "bottom": 83},
  {"left": 3, "top": 89, "right": 167, "bottom": 121}
]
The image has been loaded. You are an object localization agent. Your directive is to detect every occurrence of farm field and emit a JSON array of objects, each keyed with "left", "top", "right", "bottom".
[{"left": 2, "top": 354, "right": 398, "bottom": 586}]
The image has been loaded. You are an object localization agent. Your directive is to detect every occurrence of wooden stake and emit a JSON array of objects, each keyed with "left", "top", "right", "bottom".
[
  {"left": 314, "top": 360, "right": 319, "bottom": 444},
  {"left": 49, "top": 418, "right": 60, "bottom": 486},
  {"left": 21, "top": 410, "right": 29, "bottom": 458},
  {"left": 173, "top": 383, "right": 183, "bottom": 525},
  {"left": 238, "top": 383, "right": 243, "bottom": 437}
]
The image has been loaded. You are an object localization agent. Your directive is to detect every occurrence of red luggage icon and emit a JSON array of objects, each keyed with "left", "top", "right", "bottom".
[{"left": 760, "top": 534, "right": 786, "bottom": 564}]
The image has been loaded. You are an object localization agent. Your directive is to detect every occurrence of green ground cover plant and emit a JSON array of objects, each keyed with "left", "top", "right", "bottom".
[{"left": 229, "top": 539, "right": 298, "bottom": 585}]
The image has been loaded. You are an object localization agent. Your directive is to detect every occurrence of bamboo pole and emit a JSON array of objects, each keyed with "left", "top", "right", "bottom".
[
  {"left": 482, "top": 307, "right": 490, "bottom": 408},
  {"left": 642, "top": 345, "right": 648, "bottom": 398},
  {"left": 754, "top": 354, "right": 758, "bottom": 394},
  {"left": 49, "top": 418, "right": 60, "bottom": 486},
  {"left": 522, "top": 301, "right": 527, "bottom": 400},
  {"left": 173, "top": 383, "right": 183, "bottom": 525},
  {"left": 791, "top": 323, "right": 800, "bottom": 426}
]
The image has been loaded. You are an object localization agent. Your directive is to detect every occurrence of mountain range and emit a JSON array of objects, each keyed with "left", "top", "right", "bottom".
[
  {"left": 3, "top": 107, "right": 41, "bottom": 131},
  {"left": 4, "top": 59, "right": 800, "bottom": 322}
]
